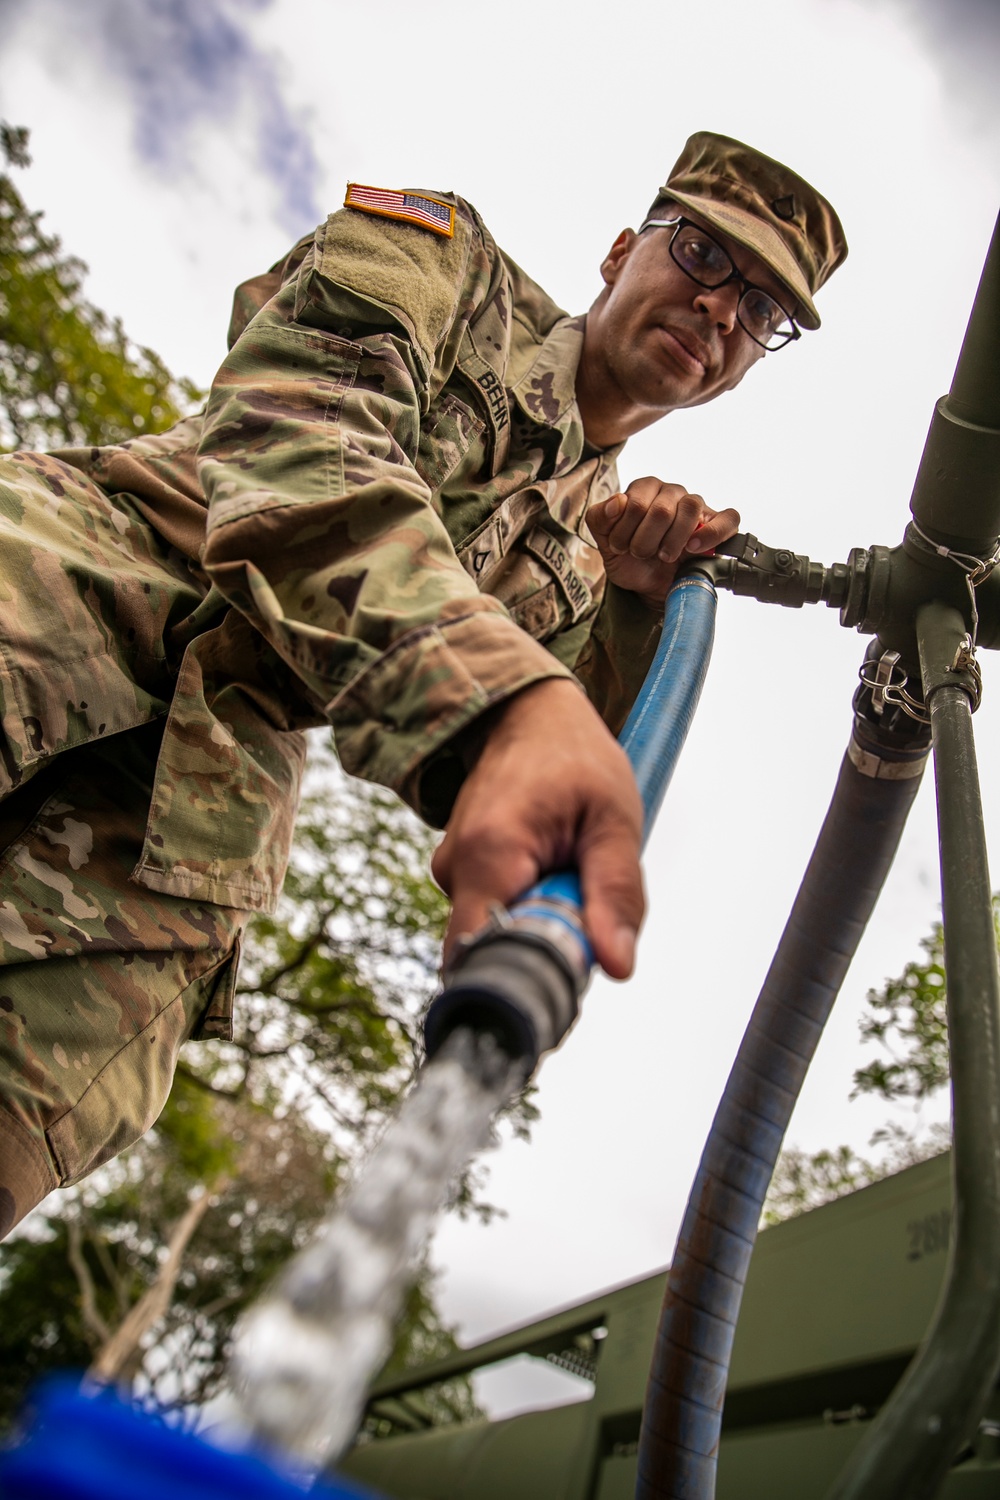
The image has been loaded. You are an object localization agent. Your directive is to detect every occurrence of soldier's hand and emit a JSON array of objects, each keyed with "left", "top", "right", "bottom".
[
  {"left": 431, "top": 679, "right": 645, "bottom": 980},
  {"left": 587, "top": 477, "right": 740, "bottom": 609}
]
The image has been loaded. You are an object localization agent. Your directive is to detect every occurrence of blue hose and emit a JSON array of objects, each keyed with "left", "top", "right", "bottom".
[
  {"left": 621, "top": 571, "right": 718, "bottom": 845},
  {"left": 505, "top": 571, "right": 717, "bottom": 930},
  {"left": 423, "top": 568, "right": 718, "bottom": 1064}
]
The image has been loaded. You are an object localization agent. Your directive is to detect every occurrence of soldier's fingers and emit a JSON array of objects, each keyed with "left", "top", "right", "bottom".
[
  {"left": 578, "top": 816, "right": 645, "bottom": 980},
  {"left": 685, "top": 506, "right": 741, "bottom": 553},
  {"left": 586, "top": 493, "right": 626, "bottom": 541},
  {"left": 434, "top": 828, "right": 539, "bottom": 964},
  {"left": 622, "top": 475, "right": 667, "bottom": 506},
  {"left": 604, "top": 481, "right": 689, "bottom": 556},
  {"left": 629, "top": 490, "right": 703, "bottom": 561}
]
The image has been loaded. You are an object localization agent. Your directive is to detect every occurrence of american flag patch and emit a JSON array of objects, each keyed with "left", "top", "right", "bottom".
[{"left": 344, "top": 183, "right": 455, "bottom": 238}]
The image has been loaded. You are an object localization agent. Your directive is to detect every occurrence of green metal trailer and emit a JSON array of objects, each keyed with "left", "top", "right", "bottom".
[{"left": 340, "top": 1153, "right": 1000, "bottom": 1498}]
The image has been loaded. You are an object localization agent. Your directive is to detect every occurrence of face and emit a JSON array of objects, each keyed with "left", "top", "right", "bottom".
[{"left": 580, "top": 208, "right": 794, "bottom": 435}]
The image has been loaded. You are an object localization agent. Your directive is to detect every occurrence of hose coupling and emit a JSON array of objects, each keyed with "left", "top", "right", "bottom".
[
  {"left": 707, "top": 532, "right": 851, "bottom": 610},
  {"left": 423, "top": 872, "right": 593, "bottom": 1074}
]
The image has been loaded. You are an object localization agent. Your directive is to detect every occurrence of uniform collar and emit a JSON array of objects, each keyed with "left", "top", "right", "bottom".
[{"left": 508, "top": 315, "right": 623, "bottom": 476}]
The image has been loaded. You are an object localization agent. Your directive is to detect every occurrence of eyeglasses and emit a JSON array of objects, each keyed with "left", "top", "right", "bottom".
[{"left": 637, "top": 215, "right": 801, "bottom": 351}]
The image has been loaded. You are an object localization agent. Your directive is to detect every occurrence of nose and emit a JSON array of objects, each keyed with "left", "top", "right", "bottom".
[{"left": 694, "top": 282, "right": 740, "bottom": 334}]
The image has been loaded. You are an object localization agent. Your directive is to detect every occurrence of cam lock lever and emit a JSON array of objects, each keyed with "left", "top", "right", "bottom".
[{"left": 708, "top": 531, "right": 851, "bottom": 611}]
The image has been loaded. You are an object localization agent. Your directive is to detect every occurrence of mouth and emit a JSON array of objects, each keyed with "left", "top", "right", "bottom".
[{"left": 658, "top": 325, "right": 710, "bottom": 376}]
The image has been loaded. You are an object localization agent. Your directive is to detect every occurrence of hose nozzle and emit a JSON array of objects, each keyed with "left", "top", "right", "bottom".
[{"left": 423, "top": 873, "right": 593, "bottom": 1074}]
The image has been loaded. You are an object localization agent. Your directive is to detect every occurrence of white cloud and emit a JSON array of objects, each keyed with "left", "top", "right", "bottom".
[{"left": 0, "top": 0, "right": 321, "bottom": 234}]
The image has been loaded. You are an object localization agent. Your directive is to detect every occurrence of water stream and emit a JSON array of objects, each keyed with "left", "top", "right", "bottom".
[{"left": 228, "top": 1027, "right": 525, "bottom": 1472}]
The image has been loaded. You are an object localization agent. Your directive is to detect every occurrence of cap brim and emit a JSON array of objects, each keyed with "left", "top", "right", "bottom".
[{"left": 664, "top": 190, "right": 821, "bottom": 330}]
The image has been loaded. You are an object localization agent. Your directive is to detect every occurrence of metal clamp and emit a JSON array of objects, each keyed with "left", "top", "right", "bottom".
[
  {"left": 946, "top": 632, "right": 984, "bottom": 710},
  {"left": 858, "top": 648, "right": 931, "bottom": 725}
]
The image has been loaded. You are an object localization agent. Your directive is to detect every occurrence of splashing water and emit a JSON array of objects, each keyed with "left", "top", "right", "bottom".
[{"left": 228, "top": 1028, "right": 525, "bottom": 1472}]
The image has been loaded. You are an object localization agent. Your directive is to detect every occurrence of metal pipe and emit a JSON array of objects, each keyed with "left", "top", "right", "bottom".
[
  {"left": 637, "top": 209, "right": 1000, "bottom": 1500},
  {"left": 824, "top": 602, "right": 1000, "bottom": 1500},
  {"left": 908, "top": 211, "right": 1000, "bottom": 554},
  {"left": 943, "top": 211, "right": 1000, "bottom": 431}
]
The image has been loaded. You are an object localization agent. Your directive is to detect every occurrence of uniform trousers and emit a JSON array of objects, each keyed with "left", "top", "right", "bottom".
[
  {"left": 0, "top": 449, "right": 246, "bottom": 1241},
  {"left": 0, "top": 726, "right": 244, "bottom": 1239}
]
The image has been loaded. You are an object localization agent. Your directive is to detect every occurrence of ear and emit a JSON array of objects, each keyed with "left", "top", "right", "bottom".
[{"left": 600, "top": 229, "right": 636, "bottom": 287}]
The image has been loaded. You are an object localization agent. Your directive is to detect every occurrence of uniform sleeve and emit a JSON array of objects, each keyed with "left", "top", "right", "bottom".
[{"left": 198, "top": 206, "right": 578, "bottom": 821}]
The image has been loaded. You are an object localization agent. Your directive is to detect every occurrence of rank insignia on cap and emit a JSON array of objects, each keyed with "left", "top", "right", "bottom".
[{"left": 344, "top": 183, "right": 455, "bottom": 237}]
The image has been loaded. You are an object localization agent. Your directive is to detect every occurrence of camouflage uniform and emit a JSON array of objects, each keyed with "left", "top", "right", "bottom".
[{"left": 0, "top": 191, "right": 662, "bottom": 1235}]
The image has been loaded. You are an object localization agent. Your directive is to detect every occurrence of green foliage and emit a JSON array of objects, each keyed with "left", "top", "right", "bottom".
[
  {"left": 849, "top": 897, "right": 1000, "bottom": 1104},
  {"left": 0, "top": 123, "right": 201, "bottom": 452},
  {"left": 762, "top": 1145, "right": 881, "bottom": 1228},
  {"left": 0, "top": 1222, "right": 97, "bottom": 1423},
  {"left": 156, "top": 1072, "right": 240, "bottom": 1184},
  {"left": 762, "top": 1125, "right": 950, "bottom": 1227}
]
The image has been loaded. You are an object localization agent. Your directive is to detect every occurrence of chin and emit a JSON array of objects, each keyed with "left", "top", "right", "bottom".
[{"left": 638, "top": 372, "right": 702, "bottom": 411}]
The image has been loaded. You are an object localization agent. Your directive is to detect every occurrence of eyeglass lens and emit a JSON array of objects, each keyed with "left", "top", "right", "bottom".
[{"left": 670, "top": 224, "right": 795, "bottom": 350}]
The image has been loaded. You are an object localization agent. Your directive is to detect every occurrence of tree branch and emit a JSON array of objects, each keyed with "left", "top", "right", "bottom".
[
  {"left": 175, "top": 1059, "right": 245, "bottom": 1101},
  {"left": 92, "top": 1234, "right": 131, "bottom": 1320},
  {"left": 66, "top": 1219, "right": 112, "bottom": 1350},
  {"left": 87, "top": 1185, "right": 222, "bottom": 1387},
  {"left": 254, "top": 910, "right": 338, "bottom": 992}
]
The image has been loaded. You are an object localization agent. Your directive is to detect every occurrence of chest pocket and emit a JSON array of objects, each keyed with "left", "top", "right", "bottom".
[
  {"left": 414, "top": 392, "right": 485, "bottom": 493},
  {"left": 458, "top": 491, "right": 597, "bottom": 645}
]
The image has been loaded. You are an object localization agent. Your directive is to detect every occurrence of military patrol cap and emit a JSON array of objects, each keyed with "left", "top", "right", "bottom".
[{"left": 652, "top": 131, "right": 848, "bottom": 330}]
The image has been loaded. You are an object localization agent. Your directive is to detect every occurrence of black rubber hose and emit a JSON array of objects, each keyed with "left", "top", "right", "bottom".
[
  {"left": 825, "top": 608, "right": 1000, "bottom": 1500},
  {"left": 635, "top": 724, "right": 928, "bottom": 1500}
]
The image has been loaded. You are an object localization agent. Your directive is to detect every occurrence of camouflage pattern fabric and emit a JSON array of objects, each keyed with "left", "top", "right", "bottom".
[
  {"left": 0, "top": 191, "right": 664, "bottom": 1227},
  {"left": 51, "top": 190, "right": 664, "bottom": 911},
  {"left": 0, "top": 724, "right": 242, "bottom": 1240}
]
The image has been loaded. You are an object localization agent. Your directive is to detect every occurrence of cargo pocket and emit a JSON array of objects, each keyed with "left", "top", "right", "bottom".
[
  {"left": 190, "top": 931, "right": 241, "bottom": 1042},
  {"left": 458, "top": 505, "right": 594, "bottom": 647},
  {"left": 415, "top": 392, "right": 485, "bottom": 491},
  {"left": 46, "top": 936, "right": 243, "bottom": 1186}
]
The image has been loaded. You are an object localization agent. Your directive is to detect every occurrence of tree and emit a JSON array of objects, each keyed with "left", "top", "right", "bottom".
[
  {"left": 0, "top": 1081, "right": 335, "bottom": 1420},
  {"left": 0, "top": 122, "right": 201, "bottom": 451},
  {"left": 759, "top": 901, "right": 985, "bottom": 1225},
  {"left": 848, "top": 909, "right": 972, "bottom": 1106}
]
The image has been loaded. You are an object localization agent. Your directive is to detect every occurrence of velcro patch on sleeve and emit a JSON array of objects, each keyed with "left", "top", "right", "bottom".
[{"left": 344, "top": 183, "right": 455, "bottom": 238}]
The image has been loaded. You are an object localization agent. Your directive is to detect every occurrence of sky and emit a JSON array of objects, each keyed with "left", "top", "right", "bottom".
[{"left": 2, "top": 0, "right": 1000, "bottom": 1420}]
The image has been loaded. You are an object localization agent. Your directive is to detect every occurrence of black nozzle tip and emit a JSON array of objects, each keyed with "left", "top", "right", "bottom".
[
  {"left": 423, "top": 983, "right": 538, "bottom": 1069},
  {"left": 423, "top": 931, "right": 583, "bottom": 1076}
]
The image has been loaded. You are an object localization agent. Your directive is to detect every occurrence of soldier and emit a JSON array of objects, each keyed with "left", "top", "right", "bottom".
[{"left": 0, "top": 133, "right": 846, "bottom": 1237}]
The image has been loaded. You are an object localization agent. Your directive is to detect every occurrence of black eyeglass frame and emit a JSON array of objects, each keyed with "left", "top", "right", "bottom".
[{"left": 637, "top": 215, "right": 802, "bottom": 351}]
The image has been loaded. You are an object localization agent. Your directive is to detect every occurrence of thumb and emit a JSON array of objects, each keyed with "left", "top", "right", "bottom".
[
  {"left": 586, "top": 493, "right": 625, "bottom": 539},
  {"left": 577, "top": 814, "right": 645, "bottom": 981}
]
